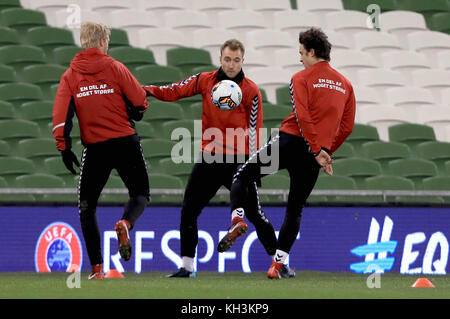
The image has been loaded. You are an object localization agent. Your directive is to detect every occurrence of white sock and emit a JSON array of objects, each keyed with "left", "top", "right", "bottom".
[
  {"left": 182, "top": 256, "right": 194, "bottom": 272},
  {"left": 231, "top": 208, "right": 245, "bottom": 221},
  {"left": 273, "top": 249, "right": 288, "bottom": 264}
]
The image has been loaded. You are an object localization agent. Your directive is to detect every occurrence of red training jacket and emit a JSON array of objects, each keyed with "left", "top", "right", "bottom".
[
  {"left": 143, "top": 70, "right": 263, "bottom": 155},
  {"left": 280, "top": 61, "right": 356, "bottom": 156},
  {"left": 52, "top": 48, "right": 148, "bottom": 151}
]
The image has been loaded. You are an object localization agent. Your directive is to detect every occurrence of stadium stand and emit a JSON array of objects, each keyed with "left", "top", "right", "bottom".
[{"left": 1, "top": 0, "right": 449, "bottom": 204}]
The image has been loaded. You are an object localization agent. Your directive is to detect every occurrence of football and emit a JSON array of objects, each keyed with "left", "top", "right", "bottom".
[{"left": 211, "top": 80, "right": 242, "bottom": 111}]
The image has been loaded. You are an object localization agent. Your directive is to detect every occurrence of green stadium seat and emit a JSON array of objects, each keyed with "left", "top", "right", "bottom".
[
  {"left": 99, "top": 175, "right": 128, "bottom": 203},
  {"left": 395, "top": 0, "right": 450, "bottom": 25},
  {"left": 0, "top": 45, "right": 46, "bottom": 72},
  {"left": 342, "top": 0, "right": 398, "bottom": 12},
  {"left": 332, "top": 142, "right": 356, "bottom": 160},
  {"left": 0, "top": 156, "right": 36, "bottom": 184},
  {"left": 361, "top": 141, "right": 412, "bottom": 173},
  {"left": 416, "top": 141, "right": 450, "bottom": 175},
  {"left": 260, "top": 88, "right": 269, "bottom": 104},
  {"left": 333, "top": 157, "right": 382, "bottom": 188},
  {"left": 108, "top": 46, "right": 156, "bottom": 72},
  {"left": 109, "top": 28, "right": 130, "bottom": 48},
  {"left": 185, "top": 102, "right": 203, "bottom": 119},
  {"left": 346, "top": 123, "right": 380, "bottom": 155},
  {"left": 0, "top": 139, "right": 10, "bottom": 157},
  {"left": 140, "top": 138, "right": 176, "bottom": 170},
  {"left": 364, "top": 175, "right": 416, "bottom": 203},
  {"left": 0, "top": 0, "right": 21, "bottom": 11},
  {"left": 159, "top": 158, "right": 194, "bottom": 185},
  {"left": 260, "top": 173, "right": 290, "bottom": 203},
  {"left": 160, "top": 119, "right": 197, "bottom": 140},
  {"left": 0, "top": 176, "right": 7, "bottom": 187},
  {"left": 423, "top": 176, "right": 450, "bottom": 202},
  {"left": 21, "top": 64, "right": 66, "bottom": 98},
  {"left": 0, "top": 8, "right": 46, "bottom": 35},
  {"left": 166, "top": 47, "right": 215, "bottom": 77},
  {"left": 14, "top": 173, "right": 70, "bottom": 202},
  {"left": 177, "top": 94, "right": 203, "bottom": 109},
  {"left": 275, "top": 86, "right": 291, "bottom": 106},
  {"left": 133, "top": 121, "right": 156, "bottom": 139},
  {"left": 0, "top": 26, "right": 20, "bottom": 45},
  {"left": 430, "top": 12, "right": 450, "bottom": 34},
  {"left": 310, "top": 175, "right": 357, "bottom": 203},
  {"left": 0, "top": 82, "right": 44, "bottom": 107},
  {"left": 446, "top": 160, "right": 450, "bottom": 175},
  {"left": 134, "top": 65, "right": 184, "bottom": 86},
  {"left": 25, "top": 26, "right": 75, "bottom": 58},
  {"left": 52, "top": 46, "right": 82, "bottom": 66},
  {"left": 43, "top": 157, "right": 77, "bottom": 187},
  {"left": 20, "top": 100, "right": 53, "bottom": 129},
  {"left": 148, "top": 173, "right": 184, "bottom": 203},
  {"left": 0, "top": 64, "right": 17, "bottom": 83},
  {"left": 388, "top": 123, "right": 436, "bottom": 156},
  {"left": 0, "top": 100, "right": 16, "bottom": 119},
  {"left": 17, "top": 138, "right": 59, "bottom": 166},
  {"left": 388, "top": 158, "right": 438, "bottom": 189},
  {"left": 143, "top": 101, "right": 184, "bottom": 130},
  {"left": 263, "top": 104, "right": 291, "bottom": 131},
  {"left": 0, "top": 119, "right": 41, "bottom": 148},
  {"left": 190, "top": 65, "right": 217, "bottom": 74}
]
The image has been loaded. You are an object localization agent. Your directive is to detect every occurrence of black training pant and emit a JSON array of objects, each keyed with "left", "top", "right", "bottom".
[
  {"left": 78, "top": 134, "right": 150, "bottom": 266},
  {"left": 231, "top": 132, "right": 321, "bottom": 254},
  {"left": 180, "top": 154, "right": 277, "bottom": 258}
]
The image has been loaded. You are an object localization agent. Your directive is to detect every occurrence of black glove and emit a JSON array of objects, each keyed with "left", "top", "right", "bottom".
[{"left": 61, "top": 149, "right": 80, "bottom": 175}]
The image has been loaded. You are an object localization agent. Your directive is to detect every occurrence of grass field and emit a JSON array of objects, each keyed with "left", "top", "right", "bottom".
[{"left": 1, "top": 271, "right": 450, "bottom": 299}]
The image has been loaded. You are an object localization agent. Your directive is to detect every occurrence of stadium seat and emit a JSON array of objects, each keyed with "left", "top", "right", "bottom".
[
  {"left": 0, "top": 156, "right": 36, "bottom": 184},
  {"left": 273, "top": 11, "right": 321, "bottom": 41},
  {"left": 430, "top": 12, "right": 450, "bottom": 35},
  {"left": 0, "top": 82, "right": 43, "bottom": 108},
  {"left": 160, "top": 119, "right": 198, "bottom": 141},
  {"left": 239, "top": 48, "right": 271, "bottom": 73},
  {"left": 164, "top": 10, "right": 212, "bottom": 35},
  {"left": 388, "top": 158, "right": 439, "bottom": 189},
  {"left": 395, "top": 0, "right": 450, "bottom": 26},
  {"left": 134, "top": 65, "right": 184, "bottom": 87},
  {"left": 384, "top": 87, "right": 436, "bottom": 109},
  {"left": 0, "top": 100, "right": 16, "bottom": 120},
  {"left": 364, "top": 175, "right": 416, "bottom": 203},
  {"left": 137, "top": 28, "right": 190, "bottom": 65},
  {"left": 379, "top": 11, "right": 428, "bottom": 47},
  {"left": 352, "top": 86, "right": 383, "bottom": 108},
  {"left": 138, "top": 0, "right": 186, "bottom": 14},
  {"left": 140, "top": 138, "right": 176, "bottom": 170},
  {"left": 108, "top": 47, "right": 155, "bottom": 72},
  {"left": 52, "top": 46, "right": 82, "bottom": 66},
  {"left": 14, "top": 173, "right": 65, "bottom": 188},
  {"left": 353, "top": 31, "right": 404, "bottom": 59},
  {"left": 148, "top": 173, "right": 184, "bottom": 203},
  {"left": 192, "top": 0, "right": 242, "bottom": 16},
  {"left": 310, "top": 174, "right": 357, "bottom": 203},
  {"left": 0, "top": 119, "right": 41, "bottom": 149},
  {"left": 342, "top": 0, "right": 397, "bottom": 12},
  {"left": 422, "top": 176, "right": 450, "bottom": 203},
  {"left": 388, "top": 123, "right": 436, "bottom": 156},
  {"left": 143, "top": 101, "right": 184, "bottom": 129},
  {"left": 411, "top": 70, "right": 450, "bottom": 102},
  {"left": 166, "top": 47, "right": 214, "bottom": 77},
  {"left": 357, "top": 69, "right": 407, "bottom": 90},
  {"left": 262, "top": 104, "right": 291, "bottom": 130},
  {"left": 0, "top": 0, "right": 21, "bottom": 11},
  {"left": 437, "top": 51, "right": 450, "bottom": 72},
  {"left": 332, "top": 142, "right": 356, "bottom": 160},
  {"left": 245, "top": 30, "right": 295, "bottom": 64},
  {"left": 98, "top": 175, "right": 128, "bottom": 203},
  {"left": 324, "top": 11, "right": 370, "bottom": 37},
  {"left": 185, "top": 102, "right": 203, "bottom": 120},
  {"left": 414, "top": 105, "right": 450, "bottom": 142},
  {"left": 0, "top": 45, "right": 46, "bottom": 72},
  {"left": 331, "top": 50, "right": 378, "bottom": 80},
  {"left": 43, "top": 157, "right": 77, "bottom": 187},
  {"left": 360, "top": 141, "right": 412, "bottom": 173},
  {"left": 17, "top": 138, "right": 59, "bottom": 167},
  {"left": 260, "top": 173, "right": 291, "bottom": 202},
  {"left": 416, "top": 141, "right": 450, "bottom": 175},
  {"left": 159, "top": 158, "right": 194, "bottom": 185},
  {"left": 381, "top": 51, "right": 432, "bottom": 77},
  {"left": 440, "top": 88, "right": 450, "bottom": 107},
  {"left": 0, "top": 139, "right": 11, "bottom": 157},
  {"left": 21, "top": 64, "right": 66, "bottom": 98},
  {"left": 25, "top": 26, "right": 75, "bottom": 58},
  {"left": 0, "top": 64, "right": 18, "bottom": 85},
  {"left": 345, "top": 123, "right": 380, "bottom": 154},
  {"left": 0, "top": 26, "right": 21, "bottom": 45},
  {"left": 0, "top": 7, "right": 47, "bottom": 35},
  {"left": 217, "top": 10, "right": 267, "bottom": 39},
  {"left": 191, "top": 28, "right": 239, "bottom": 64},
  {"left": 273, "top": 48, "right": 304, "bottom": 75},
  {"left": 298, "top": 0, "right": 343, "bottom": 13},
  {"left": 190, "top": 65, "right": 217, "bottom": 74},
  {"left": 275, "top": 86, "right": 291, "bottom": 106},
  {"left": 20, "top": 101, "right": 54, "bottom": 130},
  {"left": 245, "top": 67, "right": 291, "bottom": 104},
  {"left": 333, "top": 157, "right": 382, "bottom": 188},
  {"left": 133, "top": 121, "right": 155, "bottom": 140},
  {"left": 406, "top": 31, "right": 450, "bottom": 67},
  {"left": 82, "top": 0, "right": 133, "bottom": 12},
  {"left": 109, "top": 28, "right": 131, "bottom": 48}
]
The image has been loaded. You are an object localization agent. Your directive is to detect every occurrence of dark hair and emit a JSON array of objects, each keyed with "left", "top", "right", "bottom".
[{"left": 299, "top": 27, "right": 332, "bottom": 62}]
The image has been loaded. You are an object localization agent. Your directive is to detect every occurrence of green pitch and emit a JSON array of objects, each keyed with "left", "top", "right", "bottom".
[{"left": 1, "top": 271, "right": 450, "bottom": 299}]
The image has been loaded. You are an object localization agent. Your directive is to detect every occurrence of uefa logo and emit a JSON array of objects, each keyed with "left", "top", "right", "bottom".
[{"left": 35, "top": 222, "right": 83, "bottom": 272}]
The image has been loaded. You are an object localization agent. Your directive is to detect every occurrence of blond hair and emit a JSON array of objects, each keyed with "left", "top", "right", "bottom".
[
  {"left": 220, "top": 39, "right": 245, "bottom": 57},
  {"left": 80, "top": 21, "right": 111, "bottom": 49}
]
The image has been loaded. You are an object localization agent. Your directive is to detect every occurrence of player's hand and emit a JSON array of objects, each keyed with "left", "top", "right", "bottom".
[
  {"left": 61, "top": 149, "right": 80, "bottom": 175},
  {"left": 315, "top": 149, "right": 333, "bottom": 176}
]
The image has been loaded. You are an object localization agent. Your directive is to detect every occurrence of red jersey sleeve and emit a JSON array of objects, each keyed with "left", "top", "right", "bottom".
[
  {"left": 52, "top": 73, "right": 75, "bottom": 151},
  {"left": 113, "top": 61, "right": 148, "bottom": 110},
  {"left": 143, "top": 73, "right": 201, "bottom": 101},
  {"left": 330, "top": 84, "right": 356, "bottom": 153},
  {"left": 248, "top": 90, "right": 263, "bottom": 154},
  {"left": 290, "top": 77, "right": 321, "bottom": 155}
]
